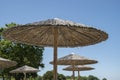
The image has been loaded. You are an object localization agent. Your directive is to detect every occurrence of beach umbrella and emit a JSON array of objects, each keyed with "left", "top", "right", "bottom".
[
  {"left": 10, "top": 65, "right": 39, "bottom": 80},
  {"left": 3, "top": 18, "right": 108, "bottom": 80},
  {"left": 50, "top": 53, "right": 97, "bottom": 80},
  {"left": 63, "top": 65, "right": 94, "bottom": 80},
  {"left": 50, "top": 53, "right": 98, "bottom": 65},
  {"left": 0, "top": 57, "right": 17, "bottom": 69}
]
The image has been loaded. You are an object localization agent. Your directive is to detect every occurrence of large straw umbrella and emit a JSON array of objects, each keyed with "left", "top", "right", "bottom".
[
  {"left": 50, "top": 53, "right": 97, "bottom": 80},
  {"left": 10, "top": 65, "right": 39, "bottom": 80},
  {"left": 2, "top": 18, "right": 108, "bottom": 80},
  {"left": 0, "top": 57, "right": 17, "bottom": 69},
  {"left": 63, "top": 65, "right": 94, "bottom": 80}
]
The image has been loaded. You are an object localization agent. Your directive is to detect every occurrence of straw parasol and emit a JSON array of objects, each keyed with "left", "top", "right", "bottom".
[
  {"left": 50, "top": 53, "right": 97, "bottom": 80},
  {"left": 10, "top": 65, "right": 39, "bottom": 80},
  {"left": 50, "top": 53, "right": 98, "bottom": 65},
  {"left": 0, "top": 57, "right": 17, "bottom": 69},
  {"left": 63, "top": 65, "right": 94, "bottom": 80},
  {"left": 2, "top": 18, "right": 108, "bottom": 80}
]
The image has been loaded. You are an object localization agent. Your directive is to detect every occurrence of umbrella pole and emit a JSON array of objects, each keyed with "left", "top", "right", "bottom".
[
  {"left": 72, "top": 65, "right": 75, "bottom": 80},
  {"left": 24, "top": 73, "right": 26, "bottom": 80},
  {"left": 53, "top": 27, "right": 58, "bottom": 80},
  {"left": 78, "top": 71, "right": 80, "bottom": 80}
]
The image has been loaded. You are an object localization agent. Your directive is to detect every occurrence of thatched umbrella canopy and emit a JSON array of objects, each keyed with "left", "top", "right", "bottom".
[
  {"left": 2, "top": 18, "right": 108, "bottom": 80},
  {"left": 63, "top": 65, "right": 94, "bottom": 80},
  {"left": 10, "top": 65, "right": 39, "bottom": 80},
  {"left": 63, "top": 65, "right": 94, "bottom": 71},
  {"left": 0, "top": 57, "right": 17, "bottom": 69},
  {"left": 50, "top": 53, "right": 97, "bottom": 80},
  {"left": 50, "top": 53, "right": 98, "bottom": 65}
]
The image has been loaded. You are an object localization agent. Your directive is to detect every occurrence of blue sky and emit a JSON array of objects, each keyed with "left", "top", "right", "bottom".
[{"left": 0, "top": 0, "right": 120, "bottom": 80}]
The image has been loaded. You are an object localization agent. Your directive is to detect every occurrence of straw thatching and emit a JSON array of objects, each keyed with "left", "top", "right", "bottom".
[
  {"left": 50, "top": 53, "right": 98, "bottom": 65},
  {"left": 10, "top": 65, "right": 39, "bottom": 80},
  {"left": 10, "top": 65, "right": 39, "bottom": 73},
  {"left": 3, "top": 18, "right": 108, "bottom": 47},
  {"left": 63, "top": 65, "right": 94, "bottom": 71},
  {"left": 0, "top": 57, "right": 17, "bottom": 69}
]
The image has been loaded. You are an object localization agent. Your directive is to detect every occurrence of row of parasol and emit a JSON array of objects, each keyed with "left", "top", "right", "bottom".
[
  {"left": 50, "top": 53, "right": 97, "bottom": 80},
  {"left": 2, "top": 18, "right": 108, "bottom": 80},
  {"left": 0, "top": 53, "right": 96, "bottom": 80},
  {"left": 0, "top": 57, "right": 94, "bottom": 80}
]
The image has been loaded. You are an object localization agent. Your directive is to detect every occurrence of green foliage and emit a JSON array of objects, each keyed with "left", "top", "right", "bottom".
[
  {"left": 88, "top": 75, "right": 100, "bottom": 80},
  {"left": 36, "top": 76, "right": 42, "bottom": 80},
  {"left": 66, "top": 75, "right": 103, "bottom": 80},
  {"left": 5, "top": 22, "right": 17, "bottom": 28},
  {"left": 102, "top": 78, "right": 107, "bottom": 80},
  {"left": 43, "top": 70, "right": 66, "bottom": 80},
  {"left": 0, "top": 28, "right": 5, "bottom": 40},
  {"left": 80, "top": 76, "right": 88, "bottom": 80},
  {"left": 0, "top": 28, "right": 4, "bottom": 34},
  {"left": 66, "top": 76, "right": 71, "bottom": 79},
  {"left": 58, "top": 74, "right": 66, "bottom": 80},
  {"left": 43, "top": 70, "right": 53, "bottom": 80},
  {"left": 0, "top": 23, "right": 45, "bottom": 80}
]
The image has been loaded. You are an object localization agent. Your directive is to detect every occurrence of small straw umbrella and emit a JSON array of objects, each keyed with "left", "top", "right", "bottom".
[
  {"left": 63, "top": 65, "right": 94, "bottom": 80},
  {"left": 49, "top": 53, "right": 97, "bottom": 80},
  {"left": 0, "top": 57, "right": 17, "bottom": 69},
  {"left": 0, "top": 57, "right": 17, "bottom": 80},
  {"left": 10, "top": 65, "right": 39, "bottom": 80},
  {"left": 2, "top": 18, "right": 108, "bottom": 80}
]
